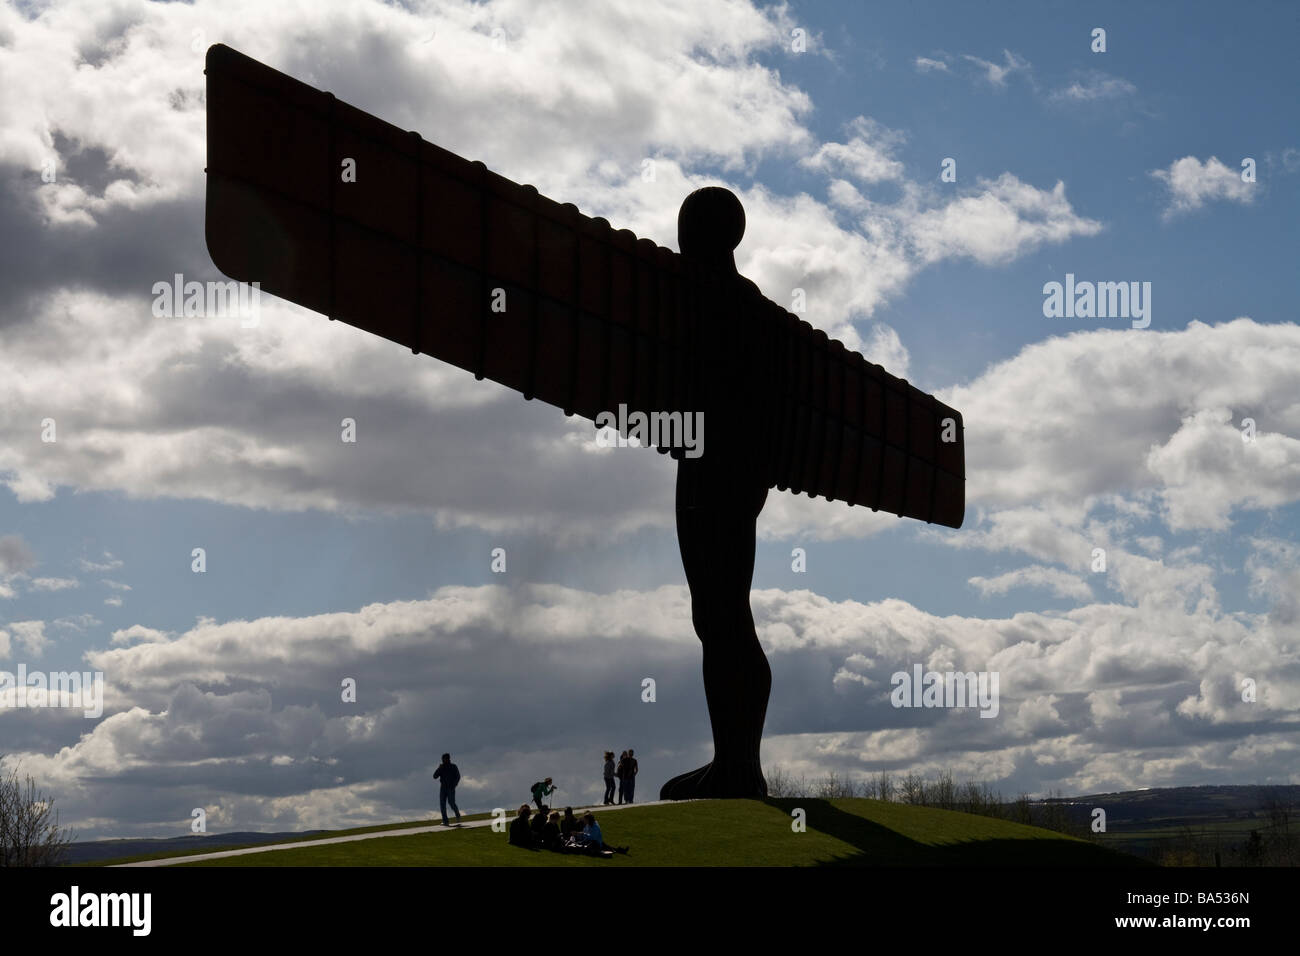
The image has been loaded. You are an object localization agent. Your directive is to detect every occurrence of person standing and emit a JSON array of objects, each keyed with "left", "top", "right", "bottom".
[
  {"left": 616, "top": 751, "right": 629, "bottom": 804},
  {"left": 602, "top": 751, "right": 617, "bottom": 805},
  {"left": 433, "top": 752, "right": 462, "bottom": 826},
  {"left": 623, "top": 749, "right": 639, "bottom": 803}
]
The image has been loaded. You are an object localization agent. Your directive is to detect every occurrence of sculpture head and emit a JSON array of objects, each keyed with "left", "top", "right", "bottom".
[{"left": 678, "top": 186, "right": 745, "bottom": 268}]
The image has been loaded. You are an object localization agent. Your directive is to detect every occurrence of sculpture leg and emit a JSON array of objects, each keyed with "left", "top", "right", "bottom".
[{"left": 660, "top": 456, "right": 771, "bottom": 799}]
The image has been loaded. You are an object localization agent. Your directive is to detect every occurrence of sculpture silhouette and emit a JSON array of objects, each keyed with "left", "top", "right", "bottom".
[{"left": 202, "top": 45, "right": 965, "bottom": 800}]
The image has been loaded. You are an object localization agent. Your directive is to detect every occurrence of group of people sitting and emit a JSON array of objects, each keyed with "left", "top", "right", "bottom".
[{"left": 508, "top": 805, "right": 629, "bottom": 857}]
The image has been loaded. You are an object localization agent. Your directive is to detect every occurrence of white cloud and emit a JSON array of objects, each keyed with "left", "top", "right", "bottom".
[
  {"left": 859, "top": 324, "right": 911, "bottom": 378},
  {"left": 968, "top": 565, "right": 1093, "bottom": 600},
  {"left": 1151, "top": 156, "right": 1255, "bottom": 219},
  {"left": 960, "top": 50, "right": 1030, "bottom": 88},
  {"left": 3, "top": 473, "right": 54, "bottom": 503},
  {"left": 1146, "top": 407, "right": 1300, "bottom": 531},
  {"left": 1008, "top": 694, "right": 1064, "bottom": 736},
  {"left": 110, "top": 624, "right": 169, "bottom": 645},
  {"left": 913, "top": 49, "right": 1031, "bottom": 90},
  {"left": 30, "top": 577, "right": 81, "bottom": 591},
  {"left": 903, "top": 174, "right": 1103, "bottom": 266},
  {"left": 78, "top": 553, "right": 124, "bottom": 573},
  {"left": 800, "top": 117, "right": 905, "bottom": 184},
  {"left": 1134, "top": 536, "right": 1163, "bottom": 555},
  {"left": 1049, "top": 72, "right": 1136, "bottom": 103},
  {"left": 942, "top": 319, "right": 1300, "bottom": 530},
  {"left": 5, "top": 620, "right": 50, "bottom": 656},
  {"left": 53, "top": 613, "right": 101, "bottom": 632}
]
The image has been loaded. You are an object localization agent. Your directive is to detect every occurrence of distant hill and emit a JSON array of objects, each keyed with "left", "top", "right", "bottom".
[
  {"left": 1037, "top": 784, "right": 1300, "bottom": 826},
  {"left": 1032, "top": 784, "right": 1299, "bottom": 865}
]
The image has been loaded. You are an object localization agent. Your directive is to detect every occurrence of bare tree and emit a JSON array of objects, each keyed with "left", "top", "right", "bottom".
[
  {"left": 764, "top": 765, "right": 809, "bottom": 798},
  {"left": 872, "top": 770, "right": 894, "bottom": 803},
  {"left": 900, "top": 772, "right": 926, "bottom": 805},
  {"left": 814, "top": 771, "right": 857, "bottom": 799},
  {"left": 983, "top": 782, "right": 1003, "bottom": 818},
  {"left": 0, "top": 757, "right": 75, "bottom": 867},
  {"left": 764, "top": 764, "right": 790, "bottom": 797},
  {"left": 931, "top": 768, "right": 957, "bottom": 810}
]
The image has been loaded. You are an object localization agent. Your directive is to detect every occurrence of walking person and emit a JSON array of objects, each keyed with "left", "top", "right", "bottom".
[
  {"left": 433, "top": 752, "right": 462, "bottom": 826},
  {"left": 602, "top": 751, "right": 617, "bottom": 805},
  {"left": 623, "top": 749, "right": 639, "bottom": 803}
]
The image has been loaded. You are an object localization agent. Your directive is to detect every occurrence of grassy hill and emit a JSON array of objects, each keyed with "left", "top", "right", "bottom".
[{"left": 156, "top": 799, "right": 1146, "bottom": 867}]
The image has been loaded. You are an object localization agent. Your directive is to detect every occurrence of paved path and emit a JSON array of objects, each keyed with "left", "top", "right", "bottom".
[{"left": 112, "top": 800, "right": 678, "bottom": 867}]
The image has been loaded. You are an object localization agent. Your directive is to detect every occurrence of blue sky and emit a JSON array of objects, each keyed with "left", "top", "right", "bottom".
[{"left": 1, "top": 0, "right": 1296, "bottom": 839}]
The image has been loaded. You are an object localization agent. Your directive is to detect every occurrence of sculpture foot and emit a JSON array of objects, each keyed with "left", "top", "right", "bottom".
[{"left": 659, "top": 760, "right": 767, "bottom": 800}]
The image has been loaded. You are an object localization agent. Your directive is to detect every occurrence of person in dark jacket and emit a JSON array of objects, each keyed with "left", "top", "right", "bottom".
[
  {"left": 529, "top": 804, "right": 549, "bottom": 841},
  {"left": 603, "top": 751, "right": 617, "bottom": 805},
  {"left": 508, "top": 805, "right": 535, "bottom": 848},
  {"left": 542, "top": 811, "right": 563, "bottom": 850},
  {"left": 616, "top": 752, "right": 629, "bottom": 804},
  {"left": 622, "top": 749, "right": 638, "bottom": 803},
  {"left": 432, "top": 753, "right": 462, "bottom": 826},
  {"left": 560, "top": 806, "right": 580, "bottom": 838}
]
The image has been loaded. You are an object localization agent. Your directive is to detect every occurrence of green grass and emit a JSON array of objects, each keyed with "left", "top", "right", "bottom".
[{"left": 173, "top": 799, "right": 1149, "bottom": 867}]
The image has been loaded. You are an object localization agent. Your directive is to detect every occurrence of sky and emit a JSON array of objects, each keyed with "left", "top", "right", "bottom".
[{"left": 0, "top": 0, "right": 1297, "bottom": 841}]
